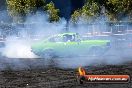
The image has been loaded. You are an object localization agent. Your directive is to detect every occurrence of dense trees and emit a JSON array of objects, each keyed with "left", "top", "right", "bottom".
[
  {"left": 106, "top": 0, "right": 132, "bottom": 21},
  {"left": 6, "top": 0, "right": 132, "bottom": 23},
  {"left": 71, "top": 0, "right": 132, "bottom": 23},
  {"left": 7, "top": 0, "right": 38, "bottom": 22},
  {"left": 6, "top": 0, "right": 59, "bottom": 23},
  {"left": 71, "top": 1, "right": 99, "bottom": 23},
  {"left": 45, "top": 2, "right": 60, "bottom": 22}
]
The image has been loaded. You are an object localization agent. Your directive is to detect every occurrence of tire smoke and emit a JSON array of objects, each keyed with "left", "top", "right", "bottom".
[{"left": 0, "top": 11, "right": 132, "bottom": 70}]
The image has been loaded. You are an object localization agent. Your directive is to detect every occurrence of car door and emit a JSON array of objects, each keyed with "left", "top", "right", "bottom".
[
  {"left": 48, "top": 35, "right": 69, "bottom": 57},
  {"left": 62, "top": 34, "right": 82, "bottom": 56}
]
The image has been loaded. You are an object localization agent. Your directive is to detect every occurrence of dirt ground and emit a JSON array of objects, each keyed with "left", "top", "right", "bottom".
[{"left": 0, "top": 59, "right": 132, "bottom": 88}]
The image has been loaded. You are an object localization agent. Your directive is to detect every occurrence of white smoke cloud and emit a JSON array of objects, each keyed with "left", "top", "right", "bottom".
[
  {"left": 2, "top": 36, "right": 38, "bottom": 58},
  {"left": 0, "top": 10, "right": 132, "bottom": 70},
  {"left": 1, "top": 12, "right": 66, "bottom": 58}
]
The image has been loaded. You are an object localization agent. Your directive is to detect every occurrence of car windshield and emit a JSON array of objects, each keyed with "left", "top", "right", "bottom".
[{"left": 48, "top": 34, "right": 77, "bottom": 42}]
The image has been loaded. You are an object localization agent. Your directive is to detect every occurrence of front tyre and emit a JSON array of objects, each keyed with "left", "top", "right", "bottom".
[
  {"left": 42, "top": 49, "right": 55, "bottom": 59},
  {"left": 88, "top": 46, "right": 104, "bottom": 56},
  {"left": 42, "top": 49, "right": 58, "bottom": 66}
]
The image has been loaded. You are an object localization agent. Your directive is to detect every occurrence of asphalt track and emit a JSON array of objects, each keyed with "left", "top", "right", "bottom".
[{"left": 0, "top": 56, "right": 131, "bottom": 88}]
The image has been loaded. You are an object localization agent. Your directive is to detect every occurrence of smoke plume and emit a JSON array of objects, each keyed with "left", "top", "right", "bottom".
[{"left": 0, "top": 11, "right": 132, "bottom": 70}]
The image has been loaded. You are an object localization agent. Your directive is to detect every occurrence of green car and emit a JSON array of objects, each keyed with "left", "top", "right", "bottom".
[{"left": 31, "top": 33, "right": 110, "bottom": 58}]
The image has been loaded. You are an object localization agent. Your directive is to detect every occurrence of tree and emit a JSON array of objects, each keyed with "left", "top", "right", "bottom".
[
  {"left": 71, "top": 1, "right": 100, "bottom": 23},
  {"left": 7, "top": 0, "right": 35, "bottom": 22},
  {"left": 45, "top": 2, "right": 60, "bottom": 22},
  {"left": 71, "top": 10, "right": 81, "bottom": 23},
  {"left": 105, "top": 0, "right": 132, "bottom": 21},
  {"left": 71, "top": 0, "right": 132, "bottom": 22},
  {"left": 6, "top": 0, "right": 60, "bottom": 23}
]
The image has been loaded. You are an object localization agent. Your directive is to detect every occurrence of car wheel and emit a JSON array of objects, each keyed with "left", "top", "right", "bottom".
[
  {"left": 42, "top": 49, "right": 58, "bottom": 66},
  {"left": 88, "top": 46, "right": 104, "bottom": 56},
  {"left": 42, "top": 49, "right": 55, "bottom": 59},
  {"left": 103, "top": 48, "right": 122, "bottom": 63}
]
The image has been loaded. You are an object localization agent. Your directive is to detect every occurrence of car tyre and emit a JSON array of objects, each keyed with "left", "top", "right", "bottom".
[
  {"left": 42, "top": 49, "right": 55, "bottom": 59},
  {"left": 42, "top": 49, "right": 58, "bottom": 66},
  {"left": 88, "top": 46, "right": 104, "bottom": 56}
]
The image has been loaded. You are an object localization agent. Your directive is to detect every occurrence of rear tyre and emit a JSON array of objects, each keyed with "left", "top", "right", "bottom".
[
  {"left": 102, "top": 48, "right": 122, "bottom": 64},
  {"left": 42, "top": 49, "right": 58, "bottom": 66},
  {"left": 88, "top": 46, "right": 104, "bottom": 56},
  {"left": 42, "top": 49, "right": 54, "bottom": 59}
]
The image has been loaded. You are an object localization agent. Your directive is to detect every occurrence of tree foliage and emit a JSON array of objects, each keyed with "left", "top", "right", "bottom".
[
  {"left": 45, "top": 2, "right": 60, "bottom": 22},
  {"left": 71, "top": 1, "right": 100, "bottom": 23},
  {"left": 106, "top": 0, "right": 132, "bottom": 21},
  {"left": 6, "top": 0, "right": 60, "bottom": 23},
  {"left": 72, "top": 0, "right": 132, "bottom": 23},
  {"left": 7, "top": 0, "right": 40, "bottom": 22}
]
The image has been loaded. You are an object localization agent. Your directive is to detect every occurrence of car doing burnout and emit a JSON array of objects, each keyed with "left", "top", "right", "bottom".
[{"left": 31, "top": 33, "right": 110, "bottom": 58}]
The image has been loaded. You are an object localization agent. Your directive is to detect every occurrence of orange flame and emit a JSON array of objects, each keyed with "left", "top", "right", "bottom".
[{"left": 78, "top": 67, "right": 86, "bottom": 76}]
